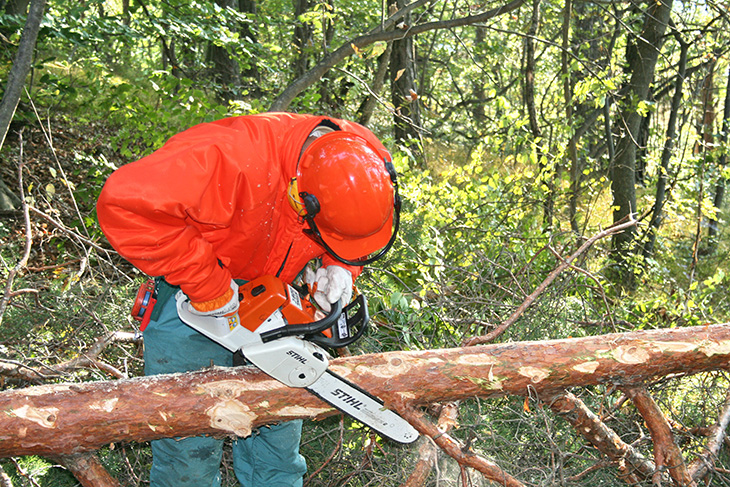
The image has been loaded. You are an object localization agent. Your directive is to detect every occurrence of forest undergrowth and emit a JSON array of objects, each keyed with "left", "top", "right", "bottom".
[{"left": 1, "top": 117, "right": 730, "bottom": 487}]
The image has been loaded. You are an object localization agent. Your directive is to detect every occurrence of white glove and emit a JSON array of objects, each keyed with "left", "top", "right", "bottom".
[
  {"left": 305, "top": 265, "right": 353, "bottom": 312},
  {"left": 189, "top": 280, "right": 239, "bottom": 317}
]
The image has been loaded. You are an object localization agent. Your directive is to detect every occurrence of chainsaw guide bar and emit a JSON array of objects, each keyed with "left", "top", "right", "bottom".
[{"left": 307, "top": 370, "right": 418, "bottom": 444}]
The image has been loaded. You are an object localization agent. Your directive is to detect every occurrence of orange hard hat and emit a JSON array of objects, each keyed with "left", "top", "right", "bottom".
[{"left": 288, "top": 131, "right": 400, "bottom": 265}]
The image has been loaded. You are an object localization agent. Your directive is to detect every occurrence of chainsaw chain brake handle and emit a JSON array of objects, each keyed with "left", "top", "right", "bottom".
[
  {"left": 258, "top": 293, "right": 369, "bottom": 349},
  {"left": 304, "top": 294, "right": 369, "bottom": 349}
]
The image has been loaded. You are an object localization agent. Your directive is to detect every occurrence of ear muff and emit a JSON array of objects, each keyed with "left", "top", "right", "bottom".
[
  {"left": 287, "top": 178, "right": 306, "bottom": 217},
  {"left": 287, "top": 178, "right": 321, "bottom": 218}
]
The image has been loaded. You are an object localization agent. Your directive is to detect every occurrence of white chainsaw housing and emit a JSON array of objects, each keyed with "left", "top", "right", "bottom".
[
  {"left": 175, "top": 286, "right": 419, "bottom": 443},
  {"left": 175, "top": 290, "right": 329, "bottom": 388}
]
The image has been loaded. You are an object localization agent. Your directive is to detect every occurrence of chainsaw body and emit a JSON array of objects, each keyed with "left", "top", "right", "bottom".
[{"left": 175, "top": 276, "right": 364, "bottom": 387}]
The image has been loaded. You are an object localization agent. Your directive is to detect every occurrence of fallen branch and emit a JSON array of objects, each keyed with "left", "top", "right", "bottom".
[
  {"left": 689, "top": 385, "right": 730, "bottom": 482},
  {"left": 396, "top": 403, "right": 525, "bottom": 487},
  {"left": 400, "top": 403, "right": 459, "bottom": 487},
  {"left": 547, "top": 391, "right": 656, "bottom": 482},
  {"left": 0, "top": 331, "right": 141, "bottom": 382},
  {"left": 54, "top": 452, "right": 120, "bottom": 487},
  {"left": 624, "top": 387, "right": 696, "bottom": 486}
]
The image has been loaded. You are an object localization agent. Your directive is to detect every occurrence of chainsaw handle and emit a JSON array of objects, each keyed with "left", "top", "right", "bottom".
[
  {"left": 259, "top": 300, "right": 343, "bottom": 343},
  {"left": 305, "top": 294, "right": 369, "bottom": 348}
]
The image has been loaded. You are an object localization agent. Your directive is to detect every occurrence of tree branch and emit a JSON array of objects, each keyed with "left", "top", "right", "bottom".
[
  {"left": 463, "top": 216, "right": 638, "bottom": 346},
  {"left": 269, "top": 0, "right": 527, "bottom": 111}
]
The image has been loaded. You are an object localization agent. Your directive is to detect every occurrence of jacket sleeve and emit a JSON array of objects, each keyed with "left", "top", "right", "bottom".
[{"left": 97, "top": 135, "right": 247, "bottom": 303}]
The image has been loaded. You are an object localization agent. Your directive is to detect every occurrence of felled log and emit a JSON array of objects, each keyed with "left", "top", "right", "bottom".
[{"left": 0, "top": 323, "right": 728, "bottom": 457}]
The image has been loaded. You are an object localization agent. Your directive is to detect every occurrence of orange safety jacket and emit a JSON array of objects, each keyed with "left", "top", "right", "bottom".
[{"left": 97, "top": 112, "right": 387, "bottom": 303}]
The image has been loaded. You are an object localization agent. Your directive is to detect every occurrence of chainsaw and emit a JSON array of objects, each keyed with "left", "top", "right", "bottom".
[{"left": 174, "top": 274, "right": 418, "bottom": 444}]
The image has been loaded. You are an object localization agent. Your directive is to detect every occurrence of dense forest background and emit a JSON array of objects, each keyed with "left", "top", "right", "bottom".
[{"left": 1, "top": 0, "right": 730, "bottom": 485}]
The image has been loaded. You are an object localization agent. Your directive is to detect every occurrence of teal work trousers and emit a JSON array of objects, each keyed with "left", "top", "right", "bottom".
[{"left": 143, "top": 286, "right": 307, "bottom": 487}]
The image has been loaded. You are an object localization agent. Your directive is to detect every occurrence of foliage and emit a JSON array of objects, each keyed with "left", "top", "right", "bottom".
[{"left": 1, "top": 0, "right": 730, "bottom": 485}]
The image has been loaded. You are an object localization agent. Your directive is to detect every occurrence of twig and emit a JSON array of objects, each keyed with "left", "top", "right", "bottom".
[
  {"left": 463, "top": 216, "right": 637, "bottom": 346},
  {"left": 546, "top": 243, "right": 615, "bottom": 330},
  {"left": 0, "top": 463, "right": 12, "bottom": 487},
  {"left": 0, "top": 128, "right": 32, "bottom": 327},
  {"left": 304, "top": 415, "right": 345, "bottom": 485},
  {"left": 28, "top": 206, "right": 109, "bottom": 253},
  {"left": 8, "top": 458, "right": 41, "bottom": 487}
]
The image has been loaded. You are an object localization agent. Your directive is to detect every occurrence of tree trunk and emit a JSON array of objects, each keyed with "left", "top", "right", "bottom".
[
  {"left": 1, "top": 323, "right": 729, "bottom": 458},
  {"left": 643, "top": 35, "right": 688, "bottom": 259},
  {"left": 0, "top": 0, "right": 46, "bottom": 210},
  {"left": 207, "top": 0, "right": 242, "bottom": 103},
  {"left": 707, "top": 68, "right": 730, "bottom": 252},
  {"left": 239, "top": 0, "right": 260, "bottom": 95},
  {"left": 609, "top": 0, "right": 672, "bottom": 288},
  {"left": 292, "top": 0, "right": 313, "bottom": 79},
  {"left": 389, "top": 0, "right": 422, "bottom": 159}
]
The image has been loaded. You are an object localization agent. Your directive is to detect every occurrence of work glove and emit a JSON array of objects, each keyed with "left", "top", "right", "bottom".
[
  {"left": 189, "top": 280, "right": 239, "bottom": 317},
  {"left": 305, "top": 265, "right": 353, "bottom": 313}
]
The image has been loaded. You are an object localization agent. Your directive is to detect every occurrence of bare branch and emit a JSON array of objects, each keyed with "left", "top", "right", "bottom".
[
  {"left": 463, "top": 216, "right": 638, "bottom": 346},
  {"left": 624, "top": 387, "right": 696, "bottom": 486}
]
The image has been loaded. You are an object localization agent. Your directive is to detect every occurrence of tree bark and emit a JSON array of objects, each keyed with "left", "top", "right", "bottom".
[
  {"left": 0, "top": 0, "right": 45, "bottom": 211},
  {"left": 1, "top": 323, "right": 729, "bottom": 458},
  {"left": 610, "top": 0, "right": 672, "bottom": 287},
  {"left": 642, "top": 34, "right": 688, "bottom": 259}
]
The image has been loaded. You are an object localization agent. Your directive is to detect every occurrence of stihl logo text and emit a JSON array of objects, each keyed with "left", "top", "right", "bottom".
[
  {"left": 331, "top": 388, "right": 363, "bottom": 410},
  {"left": 287, "top": 350, "right": 307, "bottom": 364}
]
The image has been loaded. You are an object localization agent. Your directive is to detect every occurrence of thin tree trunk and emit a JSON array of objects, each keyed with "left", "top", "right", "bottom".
[
  {"left": 610, "top": 0, "right": 673, "bottom": 288},
  {"left": 357, "top": 42, "right": 393, "bottom": 126},
  {"left": 643, "top": 35, "right": 688, "bottom": 259},
  {"left": 525, "top": 0, "right": 549, "bottom": 231},
  {"left": 389, "top": 0, "right": 423, "bottom": 159},
  {"left": 707, "top": 68, "right": 730, "bottom": 252},
  {"left": 0, "top": 0, "right": 46, "bottom": 210},
  {"left": 563, "top": 0, "right": 577, "bottom": 233}
]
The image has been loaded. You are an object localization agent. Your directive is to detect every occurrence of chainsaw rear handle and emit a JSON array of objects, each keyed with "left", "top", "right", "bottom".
[{"left": 259, "top": 299, "right": 343, "bottom": 343}]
